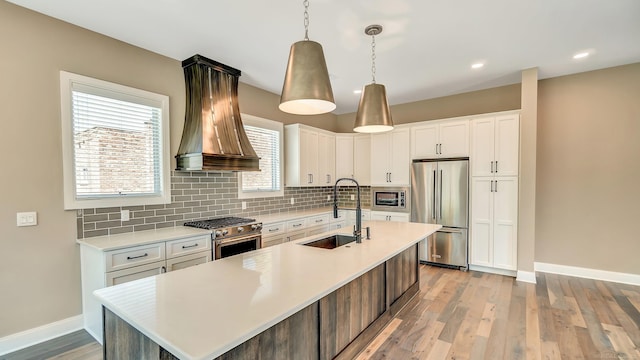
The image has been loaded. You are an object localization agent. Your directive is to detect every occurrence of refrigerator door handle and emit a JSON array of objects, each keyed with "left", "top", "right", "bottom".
[
  {"left": 439, "top": 170, "right": 443, "bottom": 220},
  {"left": 432, "top": 170, "right": 437, "bottom": 220},
  {"left": 438, "top": 228, "right": 463, "bottom": 234}
]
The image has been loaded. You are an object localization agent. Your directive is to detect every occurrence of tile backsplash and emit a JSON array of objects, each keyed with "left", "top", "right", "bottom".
[{"left": 77, "top": 171, "right": 370, "bottom": 239}]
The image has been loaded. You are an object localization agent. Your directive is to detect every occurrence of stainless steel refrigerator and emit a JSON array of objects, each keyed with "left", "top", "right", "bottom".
[{"left": 410, "top": 158, "right": 469, "bottom": 269}]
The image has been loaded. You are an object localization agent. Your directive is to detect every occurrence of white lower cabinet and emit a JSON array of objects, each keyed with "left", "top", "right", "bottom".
[
  {"left": 80, "top": 234, "right": 212, "bottom": 343},
  {"left": 370, "top": 211, "right": 410, "bottom": 222},
  {"left": 470, "top": 176, "right": 518, "bottom": 271}
]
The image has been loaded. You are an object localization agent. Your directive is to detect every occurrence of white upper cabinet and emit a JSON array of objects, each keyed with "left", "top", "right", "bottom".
[
  {"left": 370, "top": 128, "right": 411, "bottom": 186},
  {"left": 470, "top": 114, "right": 519, "bottom": 177},
  {"left": 318, "top": 132, "right": 336, "bottom": 186},
  {"left": 335, "top": 134, "right": 371, "bottom": 185},
  {"left": 285, "top": 124, "right": 335, "bottom": 187},
  {"left": 335, "top": 135, "right": 354, "bottom": 179},
  {"left": 411, "top": 119, "right": 469, "bottom": 159},
  {"left": 353, "top": 135, "right": 371, "bottom": 186}
]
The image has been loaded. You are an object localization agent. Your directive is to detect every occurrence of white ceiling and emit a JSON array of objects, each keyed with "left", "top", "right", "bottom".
[{"left": 8, "top": 0, "right": 640, "bottom": 114}]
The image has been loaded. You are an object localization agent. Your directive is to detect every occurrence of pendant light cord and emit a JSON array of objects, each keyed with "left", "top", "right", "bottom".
[
  {"left": 303, "top": 0, "right": 310, "bottom": 41},
  {"left": 371, "top": 33, "right": 377, "bottom": 83}
]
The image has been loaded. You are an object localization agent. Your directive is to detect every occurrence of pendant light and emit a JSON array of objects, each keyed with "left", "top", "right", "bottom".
[
  {"left": 353, "top": 24, "right": 394, "bottom": 133},
  {"left": 279, "top": 0, "right": 335, "bottom": 115}
]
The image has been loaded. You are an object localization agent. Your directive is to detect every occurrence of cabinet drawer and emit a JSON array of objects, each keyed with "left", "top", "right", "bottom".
[
  {"left": 286, "top": 218, "right": 307, "bottom": 232},
  {"left": 287, "top": 230, "right": 308, "bottom": 242},
  {"left": 263, "top": 222, "right": 285, "bottom": 236},
  {"left": 331, "top": 210, "right": 347, "bottom": 223},
  {"left": 166, "top": 251, "right": 211, "bottom": 272},
  {"left": 263, "top": 236, "right": 285, "bottom": 248},
  {"left": 331, "top": 221, "right": 346, "bottom": 230},
  {"left": 105, "top": 243, "right": 165, "bottom": 272},
  {"left": 307, "top": 224, "right": 331, "bottom": 236},
  {"left": 307, "top": 214, "right": 331, "bottom": 227},
  {"left": 106, "top": 261, "right": 165, "bottom": 286},
  {"left": 166, "top": 235, "right": 211, "bottom": 259}
]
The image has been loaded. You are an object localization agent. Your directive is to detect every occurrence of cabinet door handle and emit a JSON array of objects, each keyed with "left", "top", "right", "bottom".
[
  {"left": 268, "top": 228, "right": 280, "bottom": 232},
  {"left": 126, "top": 253, "right": 148, "bottom": 260},
  {"left": 495, "top": 161, "right": 498, "bottom": 173},
  {"left": 315, "top": 219, "right": 323, "bottom": 223},
  {"left": 490, "top": 181, "right": 494, "bottom": 192},
  {"left": 388, "top": 172, "right": 392, "bottom": 183},
  {"left": 435, "top": 144, "right": 439, "bottom": 154},
  {"left": 495, "top": 180, "right": 498, "bottom": 193},
  {"left": 161, "top": 266, "right": 167, "bottom": 273},
  {"left": 181, "top": 243, "right": 199, "bottom": 249},
  {"left": 292, "top": 223, "right": 302, "bottom": 227},
  {"left": 490, "top": 161, "right": 494, "bottom": 173}
]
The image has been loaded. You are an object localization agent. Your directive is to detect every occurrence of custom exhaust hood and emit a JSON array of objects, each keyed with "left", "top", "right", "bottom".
[{"left": 175, "top": 55, "right": 260, "bottom": 172}]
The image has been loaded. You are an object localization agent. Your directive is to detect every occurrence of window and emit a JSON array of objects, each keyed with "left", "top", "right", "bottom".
[
  {"left": 238, "top": 115, "right": 284, "bottom": 199},
  {"left": 60, "top": 71, "right": 170, "bottom": 209}
]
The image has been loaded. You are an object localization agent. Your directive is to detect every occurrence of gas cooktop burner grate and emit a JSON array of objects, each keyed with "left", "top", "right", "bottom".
[{"left": 183, "top": 217, "right": 256, "bottom": 230}]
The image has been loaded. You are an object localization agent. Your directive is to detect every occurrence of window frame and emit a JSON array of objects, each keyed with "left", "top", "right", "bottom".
[
  {"left": 237, "top": 114, "right": 284, "bottom": 199},
  {"left": 59, "top": 71, "right": 171, "bottom": 210}
]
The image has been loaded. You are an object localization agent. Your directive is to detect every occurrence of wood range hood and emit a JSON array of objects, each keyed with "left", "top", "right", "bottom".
[{"left": 175, "top": 54, "right": 260, "bottom": 172}]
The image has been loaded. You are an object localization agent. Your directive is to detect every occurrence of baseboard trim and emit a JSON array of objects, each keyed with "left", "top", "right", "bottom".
[
  {"left": 468, "top": 264, "right": 517, "bottom": 277},
  {"left": 0, "top": 315, "right": 83, "bottom": 356},
  {"left": 535, "top": 262, "right": 640, "bottom": 286},
  {"left": 516, "top": 270, "right": 536, "bottom": 284}
]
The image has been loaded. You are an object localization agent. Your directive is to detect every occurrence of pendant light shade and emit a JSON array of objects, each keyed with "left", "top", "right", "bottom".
[
  {"left": 279, "top": 0, "right": 335, "bottom": 115},
  {"left": 353, "top": 24, "right": 394, "bottom": 133},
  {"left": 279, "top": 40, "right": 336, "bottom": 115},
  {"left": 353, "top": 83, "right": 393, "bottom": 133}
]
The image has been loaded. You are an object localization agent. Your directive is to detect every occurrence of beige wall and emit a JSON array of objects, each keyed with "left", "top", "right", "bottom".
[
  {"left": 518, "top": 68, "right": 539, "bottom": 273},
  {"left": 335, "top": 84, "right": 521, "bottom": 132},
  {"left": 536, "top": 63, "right": 640, "bottom": 274},
  {"left": 0, "top": 1, "right": 335, "bottom": 337}
]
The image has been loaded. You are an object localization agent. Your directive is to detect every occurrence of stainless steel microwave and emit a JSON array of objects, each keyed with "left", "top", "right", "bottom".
[{"left": 371, "top": 187, "right": 410, "bottom": 212}]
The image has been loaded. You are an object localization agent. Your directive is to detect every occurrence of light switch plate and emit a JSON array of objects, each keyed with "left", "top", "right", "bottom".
[
  {"left": 121, "top": 210, "right": 130, "bottom": 222},
  {"left": 17, "top": 212, "right": 37, "bottom": 227},
  {"left": 351, "top": 195, "right": 355, "bottom": 200},
  {"left": 242, "top": 201, "right": 247, "bottom": 210},
  {"left": 290, "top": 198, "right": 295, "bottom": 205}
]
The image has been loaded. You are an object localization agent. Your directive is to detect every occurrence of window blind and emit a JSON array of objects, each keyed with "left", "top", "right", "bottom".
[
  {"left": 71, "top": 90, "right": 162, "bottom": 199},
  {"left": 242, "top": 125, "right": 281, "bottom": 192}
]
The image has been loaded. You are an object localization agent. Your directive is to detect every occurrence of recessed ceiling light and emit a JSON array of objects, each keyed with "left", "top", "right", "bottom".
[
  {"left": 353, "top": 89, "right": 362, "bottom": 94},
  {"left": 573, "top": 52, "right": 589, "bottom": 59},
  {"left": 471, "top": 63, "right": 484, "bottom": 69}
]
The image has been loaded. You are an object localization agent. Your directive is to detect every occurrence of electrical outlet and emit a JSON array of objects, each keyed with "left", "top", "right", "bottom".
[
  {"left": 327, "top": 195, "right": 331, "bottom": 201},
  {"left": 121, "top": 210, "right": 130, "bottom": 222},
  {"left": 290, "top": 198, "right": 295, "bottom": 205},
  {"left": 350, "top": 194, "right": 355, "bottom": 200},
  {"left": 17, "top": 212, "right": 37, "bottom": 227},
  {"left": 242, "top": 201, "right": 247, "bottom": 210}
]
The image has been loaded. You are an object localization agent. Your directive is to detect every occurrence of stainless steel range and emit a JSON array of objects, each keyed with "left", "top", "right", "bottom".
[{"left": 184, "top": 217, "right": 262, "bottom": 259}]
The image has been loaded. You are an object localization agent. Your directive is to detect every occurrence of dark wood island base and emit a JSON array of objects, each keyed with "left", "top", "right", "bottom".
[{"left": 103, "top": 244, "right": 419, "bottom": 360}]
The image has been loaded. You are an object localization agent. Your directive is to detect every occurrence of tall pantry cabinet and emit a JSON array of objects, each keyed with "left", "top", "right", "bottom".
[{"left": 469, "top": 114, "right": 519, "bottom": 273}]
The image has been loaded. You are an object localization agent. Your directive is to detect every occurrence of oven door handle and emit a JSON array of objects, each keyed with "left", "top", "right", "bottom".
[{"left": 216, "top": 235, "right": 261, "bottom": 247}]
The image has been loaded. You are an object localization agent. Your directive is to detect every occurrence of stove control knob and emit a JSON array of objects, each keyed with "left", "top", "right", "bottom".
[
  {"left": 251, "top": 224, "right": 262, "bottom": 231},
  {"left": 222, "top": 230, "right": 229, "bottom": 236},
  {"left": 237, "top": 227, "right": 244, "bottom": 233},
  {"left": 215, "top": 230, "right": 223, "bottom": 238}
]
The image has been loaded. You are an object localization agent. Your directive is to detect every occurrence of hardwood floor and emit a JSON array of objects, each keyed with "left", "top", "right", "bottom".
[
  {"left": 3, "top": 265, "right": 639, "bottom": 360},
  {"left": 357, "top": 266, "right": 640, "bottom": 360}
]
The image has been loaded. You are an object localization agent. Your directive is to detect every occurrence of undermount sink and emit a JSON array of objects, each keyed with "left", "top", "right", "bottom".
[{"left": 301, "top": 234, "right": 357, "bottom": 249}]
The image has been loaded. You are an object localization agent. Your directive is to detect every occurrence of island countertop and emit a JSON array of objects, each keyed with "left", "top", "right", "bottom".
[{"left": 94, "top": 221, "right": 441, "bottom": 360}]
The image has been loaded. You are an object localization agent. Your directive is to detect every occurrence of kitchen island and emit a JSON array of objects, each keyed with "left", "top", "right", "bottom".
[{"left": 94, "top": 221, "right": 440, "bottom": 360}]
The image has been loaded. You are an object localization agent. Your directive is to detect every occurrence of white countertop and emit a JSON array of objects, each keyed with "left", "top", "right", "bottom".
[
  {"left": 77, "top": 226, "right": 212, "bottom": 251},
  {"left": 94, "top": 221, "right": 440, "bottom": 360}
]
